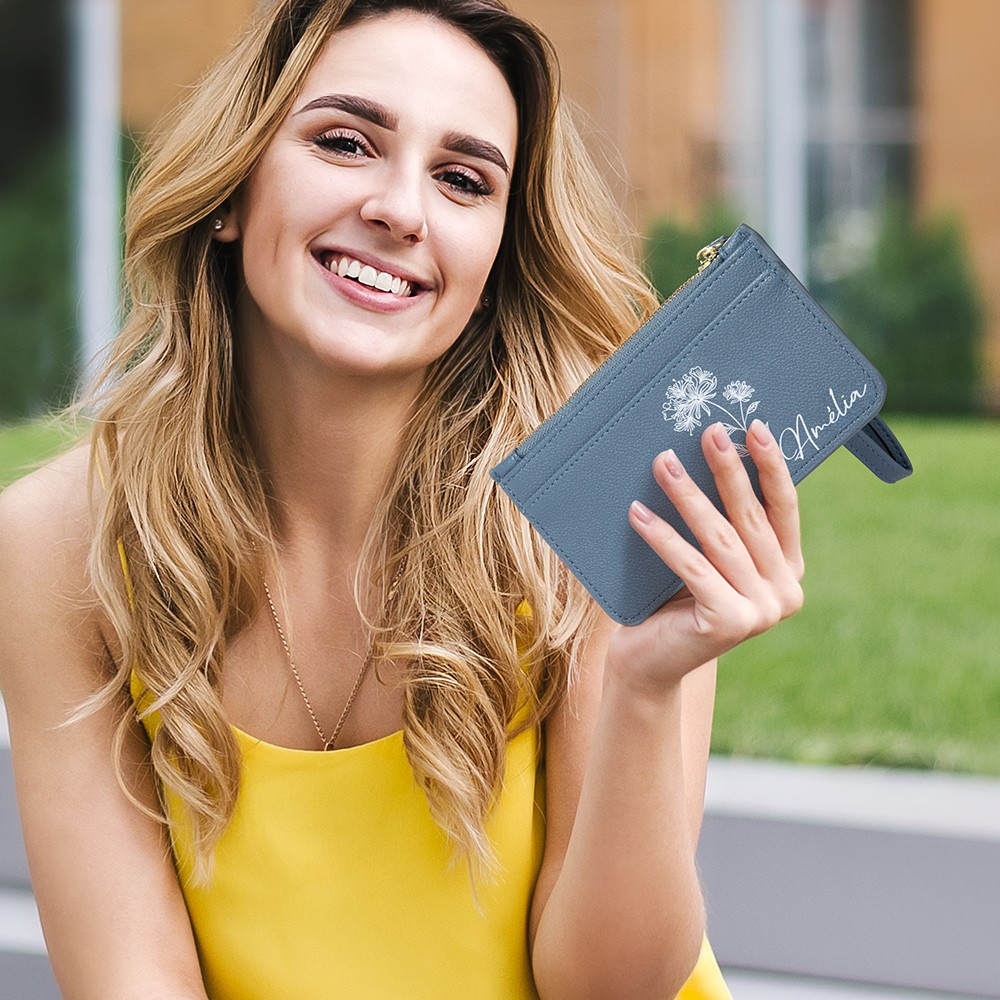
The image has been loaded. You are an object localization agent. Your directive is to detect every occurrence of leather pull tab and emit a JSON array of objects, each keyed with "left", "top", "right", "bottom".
[{"left": 844, "top": 417, "right": 913, "bottom": 483}]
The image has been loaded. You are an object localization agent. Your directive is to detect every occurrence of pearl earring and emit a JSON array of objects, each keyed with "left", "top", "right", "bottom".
[{"left": 212, "top": 219, "right": 224, "bottom": 232}]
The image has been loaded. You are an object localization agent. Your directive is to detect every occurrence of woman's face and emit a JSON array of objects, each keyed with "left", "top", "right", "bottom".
[{"left": 225, "top": 11, "right": 518, "bottom": 381}]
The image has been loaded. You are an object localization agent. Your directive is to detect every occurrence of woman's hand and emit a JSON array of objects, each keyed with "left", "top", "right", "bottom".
[{"left": 613, "top": 418, "right": 805, "bottom": 694}]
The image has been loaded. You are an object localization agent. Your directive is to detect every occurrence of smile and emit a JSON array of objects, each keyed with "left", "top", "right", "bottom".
[{"left": 319, "top": 252, "right": 416, "bottom": 297}]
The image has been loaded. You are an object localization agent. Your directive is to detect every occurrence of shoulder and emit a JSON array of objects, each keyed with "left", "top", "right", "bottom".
[
  {"left": 0, "top": 444, "right": 112, "bottom": 700},
  {"left": 0, "top": 444, "right": 96, "bottom": 601},
  {"left": 0, "top": 442, "right": 94, "bottom": 535}
]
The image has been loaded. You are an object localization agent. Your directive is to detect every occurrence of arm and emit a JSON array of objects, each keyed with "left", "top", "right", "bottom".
[
  {"left": 529, "top": 420, "right": 804, "bottom": 999},
  {"left": 0, "top": 451, "right": 209, "bottom": 1000}
]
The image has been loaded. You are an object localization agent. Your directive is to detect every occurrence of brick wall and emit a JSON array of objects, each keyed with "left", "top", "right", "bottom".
[
  {"left": 510, "top": 0, "right": 723, "bottom": 225},
  {"left": 121, "top": 0, "right": 256, "bottom": 131}
]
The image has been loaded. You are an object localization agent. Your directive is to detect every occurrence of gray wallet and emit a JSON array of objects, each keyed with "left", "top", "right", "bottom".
[{"left": 490, "top": 225, "right": 912, "bottom": 625}]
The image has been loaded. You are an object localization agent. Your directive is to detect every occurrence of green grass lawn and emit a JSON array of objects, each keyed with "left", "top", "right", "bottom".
[
  {"left": 0, "top": 416, "right": 82, "bottom": 488},
  {"left": 715, "top": 415, "right": 1000, "bottom": 775},
  {"left": 2, "top": 415, "right": 998, "bottom": 774}
]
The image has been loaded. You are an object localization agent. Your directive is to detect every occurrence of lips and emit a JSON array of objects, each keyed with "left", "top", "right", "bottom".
[{"left": 317, "top": 251, "right": 422, "bottom": 298}]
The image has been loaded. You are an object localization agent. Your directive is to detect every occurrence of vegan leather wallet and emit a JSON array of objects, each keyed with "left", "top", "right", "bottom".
[{"left": 490, "top": 224, "right": 912, "bottom": 625}]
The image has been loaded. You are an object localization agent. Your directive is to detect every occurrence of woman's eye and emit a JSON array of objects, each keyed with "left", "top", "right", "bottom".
[
  {"left": 438, "top": 168, "right": 492, "bottom": 197},
  {"left": 313, "top": 129, "right": 371, "bottom": 158}
]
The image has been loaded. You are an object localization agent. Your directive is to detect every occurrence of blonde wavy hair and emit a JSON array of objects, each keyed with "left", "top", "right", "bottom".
[{"left": 82, "top": 0, "right": 658, "bottom": 879}]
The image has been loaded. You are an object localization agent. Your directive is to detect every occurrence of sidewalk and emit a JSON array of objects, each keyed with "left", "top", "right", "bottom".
[{"left": 723, "top": 969, "right": 985, "bottom": 999}]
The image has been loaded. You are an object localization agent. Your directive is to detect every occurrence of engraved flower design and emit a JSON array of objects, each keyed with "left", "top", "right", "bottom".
[
  {"left": 661, "top": 366, "right": 717, "bottom": 432},
  {"left": 662, "top": 367, "right": 763, "bottom": 457},
  {"left": 723, "top": 380, "right": 755, "bottom": 404}
]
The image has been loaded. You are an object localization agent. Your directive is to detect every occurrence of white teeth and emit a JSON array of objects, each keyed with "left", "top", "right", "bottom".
[{"left": 326, "top": 254, "right": 414, "bottom": 297}]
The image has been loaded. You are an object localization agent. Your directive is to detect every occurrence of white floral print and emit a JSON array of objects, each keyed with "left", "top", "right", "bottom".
[
  {"left": 662, "top": 367, "right": 762, "bottom": 456},
  {"left": 723, "top": 380, "right": 754, "bottom": 404}
]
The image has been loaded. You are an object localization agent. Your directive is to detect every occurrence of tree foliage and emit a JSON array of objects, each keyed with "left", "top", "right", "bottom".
[{"left": 823, "top": 202, "right": 983, "bottom": 414}]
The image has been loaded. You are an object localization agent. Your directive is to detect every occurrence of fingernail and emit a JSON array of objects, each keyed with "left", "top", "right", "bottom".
[
  {"left": 750, "top": 419, "right": 772, "bottom": 447},
  {"left": 662, "top": 450, "right": 685, "bottom": 479},
  {"left": 712, "top": 423, "right": 732, "bottom": 452},
  {"left": 630, "top": 500, "right": 654, "bottom": 523}
]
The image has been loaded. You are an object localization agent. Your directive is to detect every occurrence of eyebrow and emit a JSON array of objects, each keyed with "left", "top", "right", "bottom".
[
  {"left": 296, "top": 93, "right": 511, "bottom": 176},
  {"left": 441, "top": 130, "right": 510, "bottom": 177},
  {"left": 297, "top": 93, "right": 398, "bottom": 129}
]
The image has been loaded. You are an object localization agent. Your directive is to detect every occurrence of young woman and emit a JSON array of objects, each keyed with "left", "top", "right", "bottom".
[{"left": 0, "top": 2, "right": 804, "bottom": 997}]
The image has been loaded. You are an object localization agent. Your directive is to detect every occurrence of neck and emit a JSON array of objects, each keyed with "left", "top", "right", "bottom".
[{"left": 240, "top": 341, "right": 424, "bottom": 563}]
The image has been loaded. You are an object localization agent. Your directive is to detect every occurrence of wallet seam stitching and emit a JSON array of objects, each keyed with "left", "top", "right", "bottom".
[
  {"left": 866, "top": 419, "right": 910, "bottom": 469},
  {"left": 525, "top": 273, "right": 771, "bottom": 508}
]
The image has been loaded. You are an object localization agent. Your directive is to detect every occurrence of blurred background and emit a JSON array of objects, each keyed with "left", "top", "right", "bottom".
[
  {"left": 0, "top": 1, "right": 997, "bottom": 997},
  {"left": 2, "top": 0, "right": 997, "bottom": 427}
]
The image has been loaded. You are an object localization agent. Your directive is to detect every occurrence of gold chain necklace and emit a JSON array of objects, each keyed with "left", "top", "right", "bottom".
[{"left": 262, "top": 565, "right": 404, "bottom": 751}]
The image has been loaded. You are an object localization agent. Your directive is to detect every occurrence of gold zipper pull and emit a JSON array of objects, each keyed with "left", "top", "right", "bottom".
[
  {"left": 661, "top": 233, "right": 729, "bottom": 308},
  {"left": 697, "top": 234, "right": 727, "bottom": 272}
]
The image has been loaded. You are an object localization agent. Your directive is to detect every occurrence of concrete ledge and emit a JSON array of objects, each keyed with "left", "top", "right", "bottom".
[
  {"left": 1, "top": 744, "right": 31, "bottom": 888},
  {"left": 0, "top": 950, "right": 60, "bottom": 1000},
  {"left": 703, "top": 755, "right": 1000, "bottom": 841},
  {"left": 699, "top": 756, "right": 1000, "bottom": 998},
  {"left": 724, "top": 968, "right": 986, "bottom": 1000},
  {"left": 0, "top": 888, "right": 45, "bottom": 954}
]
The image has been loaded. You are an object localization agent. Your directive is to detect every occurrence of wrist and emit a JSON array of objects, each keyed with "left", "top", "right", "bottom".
[{"left": 601, "top": 653, "right": 684, "bottom": 723}]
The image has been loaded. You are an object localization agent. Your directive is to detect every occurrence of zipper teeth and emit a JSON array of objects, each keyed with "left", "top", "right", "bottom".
[
  {"left": 515, "top": 240, "right": 728, "bottom": 455},
  {"left": 662, "top": 269, "right": 701, "bottom": 309}
]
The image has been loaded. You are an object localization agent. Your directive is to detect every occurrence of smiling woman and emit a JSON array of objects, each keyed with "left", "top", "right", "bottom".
[{"left": 0, "top": 2, "right": 803, "bottom": 999}]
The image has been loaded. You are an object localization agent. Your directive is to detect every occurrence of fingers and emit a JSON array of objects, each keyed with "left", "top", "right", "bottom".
[
  {"left": 627, "top": 500, "right": 767, "bottom": 652},
  {"left": 628, "top": 497, "right": 739, "bottom": 611},
  {"left": 628, "top": 420, "right": 804, "bottom": 631},
  {"left": 648, "top": 447, "right": 764, "bottom": 601},
  {"left": 744, "top": 421, "right": 805, "bottom": 581},
  {"left": 703, "top": 420, "right": 803, "bottom": 585}
]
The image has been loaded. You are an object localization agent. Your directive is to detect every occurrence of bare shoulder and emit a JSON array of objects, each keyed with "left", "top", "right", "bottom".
[
  {"left": 1, "top": 437, "right": 95, "bottom": 525},
  {"left": 0, "top": 444, "right": 96, "bottom": 614},
  {"left": 0, "top": 442, "right": 94, "bottom": 537},
  {"left": 0, "top": 444, "right": 110, "bottom": 703}
]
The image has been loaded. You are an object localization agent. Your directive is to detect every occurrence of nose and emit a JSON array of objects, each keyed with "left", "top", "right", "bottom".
[{"left": 360, "top": 160, "right": 429, "bottom": 243}]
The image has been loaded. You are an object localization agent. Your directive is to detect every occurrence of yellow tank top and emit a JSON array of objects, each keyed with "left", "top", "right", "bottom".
[
  {"left": 133, "top": 672, "right": 545, "bottom": 999},
  {"left": 132, "top": 678, "right": 731, "bottom": 1000}
]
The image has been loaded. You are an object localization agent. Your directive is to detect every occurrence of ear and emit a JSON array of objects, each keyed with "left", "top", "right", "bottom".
[{"left": 209, "top": 202, "right": 241, "bottom": 243}]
